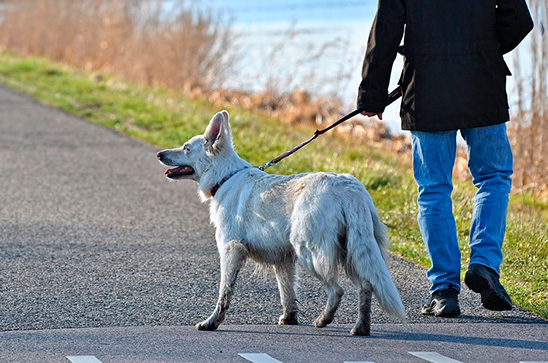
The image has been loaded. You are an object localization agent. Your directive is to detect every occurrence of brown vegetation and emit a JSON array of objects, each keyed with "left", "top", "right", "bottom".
[
  {"left": 0, "top": 0, "right": 235, "bottom": 91},
  {"left": 508, "top": 0, "right": 548, "bottom": 200}
]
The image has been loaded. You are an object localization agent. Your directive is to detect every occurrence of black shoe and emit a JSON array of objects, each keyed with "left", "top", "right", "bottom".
[
  {"left": 465, "top": 264, "right": 512, "bottom": 311},
  {"left": 422, "top": 288, "right": 461, "bottom": 317}
]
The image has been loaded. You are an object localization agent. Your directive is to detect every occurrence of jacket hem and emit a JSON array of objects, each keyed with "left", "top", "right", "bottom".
[{"left": 401, "top": 118, "right": 509, "bottom": 132}]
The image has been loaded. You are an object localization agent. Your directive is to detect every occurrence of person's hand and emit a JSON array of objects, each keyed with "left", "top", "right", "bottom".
[{"left": 360, "top": 111, "right": 383, "bottom": 120}]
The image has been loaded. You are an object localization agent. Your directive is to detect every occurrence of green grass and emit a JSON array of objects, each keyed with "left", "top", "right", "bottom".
[{"left": 1, "top": 51, "right": 546, "bottom": 320}]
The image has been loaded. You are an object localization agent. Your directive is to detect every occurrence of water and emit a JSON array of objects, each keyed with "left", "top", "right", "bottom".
[{"left": 207, "top": 0, "right": 375, "bottom": 24}]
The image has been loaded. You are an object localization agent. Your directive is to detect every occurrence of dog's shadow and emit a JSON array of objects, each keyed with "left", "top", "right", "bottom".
[{"left": 214, "top": 319, "right": 548, "bottom": 352}]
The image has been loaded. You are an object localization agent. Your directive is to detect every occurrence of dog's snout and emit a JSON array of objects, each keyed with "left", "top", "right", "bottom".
[{"left": 157, "top": 151, "right": 164, "bottom": 161}]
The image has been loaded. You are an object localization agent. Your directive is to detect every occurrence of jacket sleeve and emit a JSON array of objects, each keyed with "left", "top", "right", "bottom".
[
  {"left": 496, "top": 0, "right": 534, "bottom": 54},
  {"left": 357, "top": 0, "right": 405, "bottom": 113}
]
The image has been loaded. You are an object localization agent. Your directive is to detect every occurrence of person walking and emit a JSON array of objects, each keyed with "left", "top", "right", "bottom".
[{"left": 357, "top": 0, "right": 533, "bottom": 317}]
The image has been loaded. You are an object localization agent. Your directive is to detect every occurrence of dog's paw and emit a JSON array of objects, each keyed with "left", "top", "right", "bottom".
[
  {"left": 278, "top": 312, "right": 298, "bottom": 325},
  {"left": 313, "top": 317, "right": 329, "bottom": 328},
  {"left": 313, "top": 313, "right": 334, "bottom": 328},
  {"left": 313, "top": 319, "right": 326, "bottom": 328},
  {"left": 350, "top": 324, "right": 370, "bottom": 336},
  {"left": 195, "top": 319, "right": 218, "bottom": 331}
]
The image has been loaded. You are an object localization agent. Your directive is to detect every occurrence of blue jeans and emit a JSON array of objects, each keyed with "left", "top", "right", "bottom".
[{"left": 411, "top": 123, "right": 513, "bottom": 293}]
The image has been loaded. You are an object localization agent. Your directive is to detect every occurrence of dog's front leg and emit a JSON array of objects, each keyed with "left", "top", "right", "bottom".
[
  {"left": 196, "top": 240, "right": 248, "bottom": 331},
  {"left": 274, "top": 261, "right": 299, "bottom": 325}
]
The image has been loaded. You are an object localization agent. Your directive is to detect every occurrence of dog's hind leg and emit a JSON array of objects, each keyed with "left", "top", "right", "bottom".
[
  {"left": 297, "top": 246, "right": 343, "bottom": 328},
  {"left": 274, "top": 260, "right": 299, "bottom": 325},
  {"left": 292, "top": 240, "right": 344, "bottom": 328},
  {"left": 196, "top": 240, "right": 248, "bottom": 331},
  {"left": 350, "top": 280, "right": 373, "bottom": 336},
  {"left": 313, "top": 278, "right": 344, "bottom": 328},
  {"left": 290, "top": 202, "right": 344, "bottom": 329}
]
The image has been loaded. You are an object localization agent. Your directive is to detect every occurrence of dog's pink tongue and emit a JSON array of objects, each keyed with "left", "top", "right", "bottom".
[
  {"left": 165, "top": 166, "right": 189, "bottom": 175},
  {"left": 165, "top": 167, "right": 181, "bottom": 175}
]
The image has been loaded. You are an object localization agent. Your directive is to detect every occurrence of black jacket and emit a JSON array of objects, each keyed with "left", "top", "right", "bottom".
[{"left": 357, "top": 0, "right": 534, "bottom": 131}]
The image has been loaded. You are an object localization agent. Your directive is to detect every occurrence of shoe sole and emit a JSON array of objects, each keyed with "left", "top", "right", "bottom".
[
  {"left": 465, "top": 270, "right": 512, "bottom": 311},
  {"left": 422, "top": 305, "right": 461, "bottom": 317}
]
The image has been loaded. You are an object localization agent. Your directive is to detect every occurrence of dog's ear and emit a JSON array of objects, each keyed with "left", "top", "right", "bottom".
[{"left": 204, "top": 110, "right": 232, "bottom": 152}]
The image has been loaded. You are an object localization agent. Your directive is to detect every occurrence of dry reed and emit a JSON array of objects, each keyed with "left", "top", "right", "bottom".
[
  {"left": 0, "top": 0, "right": 235, "bottom": 91},
  {"left": 508, "top": 0, "right": 548, "bottom": 200}
]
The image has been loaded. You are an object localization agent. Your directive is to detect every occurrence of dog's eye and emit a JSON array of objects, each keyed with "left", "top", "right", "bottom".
[{"left": 183, "top": 145, "right": 190, "bottom": 153}]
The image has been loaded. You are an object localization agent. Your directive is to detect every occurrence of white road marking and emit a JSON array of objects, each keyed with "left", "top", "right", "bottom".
[
  {"left": 62, "top": 352, "right": 546, "bottom": 363},
  {"left": 409, "top": 351, "right": 463, "bottom": 363},
  {"left": 66, "top": 356, "right": 103, "bottom": 363},
  {"left": 238, "top": 353, "right": 284, "bottom": 363}
]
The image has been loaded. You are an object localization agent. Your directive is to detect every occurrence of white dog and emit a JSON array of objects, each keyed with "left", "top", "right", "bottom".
[{"left": 157, "top": 111, "right": 405, "bottom": 335}]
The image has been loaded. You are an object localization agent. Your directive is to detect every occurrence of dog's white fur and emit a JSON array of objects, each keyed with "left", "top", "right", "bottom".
[{"left": 157, "top": 111, "right": 405, "bottom": 335}]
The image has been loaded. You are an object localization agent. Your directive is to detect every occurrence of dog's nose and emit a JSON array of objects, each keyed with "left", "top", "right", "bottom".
[{"left": 157, "top": 151, "right": 163, "bottom": 160}]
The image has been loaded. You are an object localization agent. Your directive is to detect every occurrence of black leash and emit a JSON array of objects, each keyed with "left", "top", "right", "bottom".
[{"left": 258, "top": 86, "right": 402, "bottom": 171}]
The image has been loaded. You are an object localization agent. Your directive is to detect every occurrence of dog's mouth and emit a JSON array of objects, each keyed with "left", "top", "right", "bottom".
[{"left": 164, "top": 165, "right": 195, "bottom": 179}]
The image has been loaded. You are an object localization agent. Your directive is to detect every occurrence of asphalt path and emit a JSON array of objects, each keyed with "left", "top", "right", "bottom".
[{"left": 0, "top": 85, "right": 546, "bottom": 362}]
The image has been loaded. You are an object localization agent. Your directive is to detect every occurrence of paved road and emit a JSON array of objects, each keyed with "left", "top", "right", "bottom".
[
  {"left": 2, "top": 323, "right": 548, "bottom": 363},
  {"left": 0, "top": 85, "right": 546, "bottom": 362}
]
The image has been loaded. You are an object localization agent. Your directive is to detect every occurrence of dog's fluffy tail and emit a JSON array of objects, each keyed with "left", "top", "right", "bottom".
[{"left": 346, "top": 192, "right": 406, "bottom": 321}]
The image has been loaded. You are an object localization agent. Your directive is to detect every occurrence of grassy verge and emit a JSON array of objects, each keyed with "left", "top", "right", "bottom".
[{"left": 1, "top": 51, "right": 546, "bottom": 319}]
